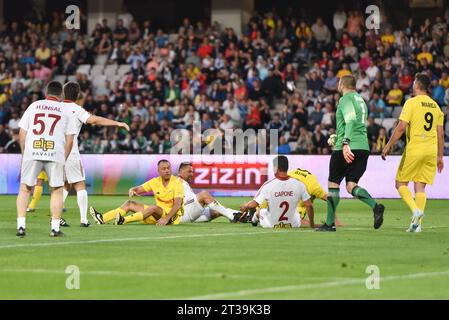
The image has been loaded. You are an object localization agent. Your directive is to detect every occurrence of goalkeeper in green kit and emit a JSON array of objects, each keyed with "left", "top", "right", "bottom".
[{"left": 316, "top": 75, "right": 385, "bottom": 232}]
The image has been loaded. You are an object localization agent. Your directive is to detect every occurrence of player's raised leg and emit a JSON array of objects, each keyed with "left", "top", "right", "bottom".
[{"left": 347, "top": 181, "right": 384, "bottom": 229}]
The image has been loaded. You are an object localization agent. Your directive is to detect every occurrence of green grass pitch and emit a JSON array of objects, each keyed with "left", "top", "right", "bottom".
[{"left": 0, "top": 195, "right": 449, "bottom": 299}]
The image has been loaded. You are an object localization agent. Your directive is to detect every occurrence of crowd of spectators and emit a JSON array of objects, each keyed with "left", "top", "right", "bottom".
[{"left": 1, "top": 6, "right": 449, "bottom": 155}]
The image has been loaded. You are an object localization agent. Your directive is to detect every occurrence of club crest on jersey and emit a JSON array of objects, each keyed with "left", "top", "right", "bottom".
[{"left": 33, "top": 138, "right": 55, "bottom": 151}]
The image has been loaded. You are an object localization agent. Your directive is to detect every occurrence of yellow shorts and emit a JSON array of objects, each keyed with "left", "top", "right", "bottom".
[
  {"left": 396, "top": 153, "right": 437, "bottom": 185},
  {"left": 298, "top": 179, "right": 326, "bottom": 219},
  {"left": 141, "top": 205, "right": 182, "bottom": 225},
  {"left": 37, "top": 171, "right": 48, "bottom": 181}
]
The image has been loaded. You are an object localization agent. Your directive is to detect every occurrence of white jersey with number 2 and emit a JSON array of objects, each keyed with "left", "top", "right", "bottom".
[
  {"left": 254, "top": 176, "right": 310, "bottom": 228},
  {"left": 18, "top": 98, "right": 78, "bottom": 164}
]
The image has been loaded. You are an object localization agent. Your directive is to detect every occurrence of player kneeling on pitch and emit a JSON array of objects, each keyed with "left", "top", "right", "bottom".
[
  {"left": 89, "top": 160, "right": 184, "bottom": 226},
  {"left": 239, "top": 156, "right": 315, "bottom": 229},
  {"left": 177, "top": 162, "right": 241, "bottom": 223}
]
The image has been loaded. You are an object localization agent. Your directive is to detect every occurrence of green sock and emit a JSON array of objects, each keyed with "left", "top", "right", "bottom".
[
  {"left": 352, "top": 186, "right": 377, "bottom": 209},
  {"left": 326, "top": 188, "right": 340, "bottom": 226}
]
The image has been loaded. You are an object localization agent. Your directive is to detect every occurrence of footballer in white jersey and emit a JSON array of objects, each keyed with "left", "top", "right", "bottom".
[
  {"left": 240, "top": 156, "right": 315, "bottom": 229},
  {"left": 177, "top": 162, "right": 239, "bottom": 223},
  {"left": 59, "top": 82, "right": 130, "bottom": 227},
  {"left": 16, "top": 81, "right": 77, "bottom": 237}
]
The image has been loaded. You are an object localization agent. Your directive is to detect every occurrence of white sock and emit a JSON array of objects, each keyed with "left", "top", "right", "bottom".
[
  {"left": 17, "top": 217, "right": 26, "bottom": 229},
  {"left": 207, "top": 201, "right": 235, "bottom": 220},
  {"left": 51, "top": 219, "right": 60, "bottom": 232},
  {"left": 63, "top": 188, "right": 69, "bottom": 204},
  {"left": 77, "top": 190, "right": 88, "bottom": 223}
]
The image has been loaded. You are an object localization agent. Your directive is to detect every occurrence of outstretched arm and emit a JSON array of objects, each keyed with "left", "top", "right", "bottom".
[
  {"left": 382, "top": 120, "right": 407, "bottom": 160},
  {"left": 86, "top": 115, "right": 130, "bottom": 131}
]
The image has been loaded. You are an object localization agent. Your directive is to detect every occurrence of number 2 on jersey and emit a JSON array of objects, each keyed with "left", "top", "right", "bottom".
[
  {"left": 32, "top": 113, "right": 61, "bottom": 136},
  {"left": 279, "top": 201, "right": 289, "bottom": 221}
]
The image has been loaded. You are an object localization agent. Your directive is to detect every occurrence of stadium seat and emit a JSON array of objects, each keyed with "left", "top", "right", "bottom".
[
  {"left": 118, "top": 64, "right": 132, "bottom": 76},
  {"left": 374, "top": 118, "right": 396, "bottom": 132},
  {"left": 95, "top": 54, "right": 108, "bottom": 65},
  {"left": 168, "top": 33, "right": 179, "bottom": 43},
  {"left": 90, "top": 65, "right": 105, "bottom": 76},
  {"left": 104, "top": 65, "right": 118, "bottom": 77},
  {"left": 53, "top": 75, "right": 67, "bottom": 83},
  {"left": 92, "top": 75, "right": 107, "bottom": 90},
  {"left": 76, "top": 64, "right": 91, "bottom": 75},
  {"left": 67, "top": 75, "right": 77, "bottom": 82}
]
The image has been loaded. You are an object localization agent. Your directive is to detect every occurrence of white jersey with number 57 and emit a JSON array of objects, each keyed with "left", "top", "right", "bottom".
[
  {"left": 254, "top": 176, "right": 310, "bottom": 227},
  {"left": 18, "top": 98, "right": 78, "bottom": 164}
]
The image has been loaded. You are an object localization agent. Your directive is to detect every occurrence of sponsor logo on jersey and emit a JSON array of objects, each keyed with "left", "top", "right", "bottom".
[{"left": 33, "top": 138, "right": 55, "bottom": 151}]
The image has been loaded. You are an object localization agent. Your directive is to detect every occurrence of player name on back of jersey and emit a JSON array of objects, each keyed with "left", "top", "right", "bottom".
[
  {"left": 35, "top": 105, "right": 61, "bottom": 112},
  {"left": 274, "top": 191, "right": 294, "bottom": 197},
  {"left": 421, "top": 101, "right": 437, "bottom": 108}
]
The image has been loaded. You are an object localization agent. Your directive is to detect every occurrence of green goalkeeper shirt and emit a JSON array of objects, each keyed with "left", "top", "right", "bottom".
[{"left": 334, "top": 91, "right": 370, "bottom": 151}]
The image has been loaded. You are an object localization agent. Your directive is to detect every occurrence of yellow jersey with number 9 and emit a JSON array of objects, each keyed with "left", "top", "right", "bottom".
[{"left": 399, "top": 95, "right": 444, "bottom": 156}]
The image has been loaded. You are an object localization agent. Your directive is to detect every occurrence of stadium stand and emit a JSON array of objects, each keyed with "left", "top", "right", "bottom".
[{"left": 0, "top": 7, "right": 448, "bottom": 155}]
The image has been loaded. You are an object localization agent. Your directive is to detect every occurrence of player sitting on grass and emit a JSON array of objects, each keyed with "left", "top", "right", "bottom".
[
  {"left": 287, "top": 167, "right": 342, "bottom": 227},
  {"left": 239, "top": 155, "right": 315, "bottom": 229},
  {"left": 177, "top": 162, "right": 240, "bottom": 223},
  {"left": 382, "top": 73, "right": 445, "bottom": 232},
  {"left": 89, "top": 159, "right": 184, "bottom": 226}
]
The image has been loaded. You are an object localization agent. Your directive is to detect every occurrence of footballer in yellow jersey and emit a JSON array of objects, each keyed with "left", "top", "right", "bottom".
[
  {"left": 90, "top": 160, "right": 184, "bottom": 226},
  {"left": 288, "top": 168, "right": 342, "bottom": 226},
  {"left": 383, "top": 73, "right": 445, "bottom": 232}
]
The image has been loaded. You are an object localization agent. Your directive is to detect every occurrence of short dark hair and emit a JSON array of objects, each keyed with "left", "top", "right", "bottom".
[
  {"left": 157, "top": 159, "right": 170, "bottom": 166},
  {"left": 414, "top": 73, "right": 430, "bottom": 92},
  {"left": 63, "top": 81, "right": 80, "bottom": 101},
  {"left": 340, "top": 75, "right": 356, "bottom": 89},
  {"left": 274, "top": 155, "right": 289, "bottom": 172},
  {"left": 178, "top": 162, "right": 192, "bottom": 172},
  {"left": 46, "top": 81, "right": 63, "bottom": 97}
]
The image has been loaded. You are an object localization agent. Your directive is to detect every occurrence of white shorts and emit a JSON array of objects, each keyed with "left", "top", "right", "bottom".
[
  {"left": 21, "top": 160, "right": 64, "bottom": 188},
  {"left": 64, "top": 158, "right": 85, "bottom": 184},
  {"left": 259, "top": 209, "right": 301, "bottom": 229},
  {"left": 180, "top": 198, "right": 209, "bottom": 223}
]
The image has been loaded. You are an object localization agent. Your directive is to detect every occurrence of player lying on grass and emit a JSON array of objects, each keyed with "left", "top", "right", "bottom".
[
  {"left": 90, "top": 159, "right": 184, "bottom": 226},
  {"left": 239, "top": 155, "right": 315, "bottom": 229},
  {"left": 382, "top": 73, "right": 445, "bottom": 233},
  {"left": 177, "top": 162, "right": 240, "bottom": 223},
  {"left": 287, "top": 167, "right": 342, "bottom": 227}
]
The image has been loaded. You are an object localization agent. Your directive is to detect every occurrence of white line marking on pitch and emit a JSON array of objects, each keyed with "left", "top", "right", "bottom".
[
  {"left": 181, "top": 270, "right": 449, "bottom": 299},
  {"left": 0, "top": 230, "right": 286, "bottom": 250},
  {"left": 0, "top": 268, "right": 341, "bottom": 282}
]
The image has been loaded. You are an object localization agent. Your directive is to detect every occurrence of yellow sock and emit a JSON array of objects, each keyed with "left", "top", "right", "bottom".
[
  {"left": 28, "top": 185, "right": 43, "bottom": 210},
  {"left": 415, "top": 192, "right": 427, "bottom": 224},
  {"left": 123, "top": 212, "right": 144, "bottom": 224},
  {"left": 103, "top": 208, "right": 126, "bottom": 223},
  {"left": 398, "top": 186, "right": 419, "bottom": 213}
]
